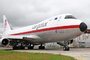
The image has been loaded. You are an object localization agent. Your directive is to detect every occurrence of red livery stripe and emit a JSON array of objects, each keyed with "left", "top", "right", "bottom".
[{"left": 10, "top": 25, "right": 80, "bottom": 35}]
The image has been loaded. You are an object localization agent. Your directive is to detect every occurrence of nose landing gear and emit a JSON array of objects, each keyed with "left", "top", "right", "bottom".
[
  {"left": 57, "top": 41, "right": 70, "bottom": 51},
  {"left": 63, "top": 46, "right": 70, "bottom": 51}
]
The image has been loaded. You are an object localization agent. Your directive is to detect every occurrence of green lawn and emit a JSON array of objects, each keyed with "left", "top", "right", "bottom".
[{"left": 0, "top": 50, "right": 76, "bottom": 60}]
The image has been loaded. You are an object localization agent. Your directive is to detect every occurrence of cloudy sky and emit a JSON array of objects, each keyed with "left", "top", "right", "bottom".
[{"left": 0, "top": 0, "right": 90, "bottom": 32}]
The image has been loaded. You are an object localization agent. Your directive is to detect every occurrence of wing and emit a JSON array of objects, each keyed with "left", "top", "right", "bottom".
[
  {"left": 7, "top": 35, "right": 41, "bottom": 43},
  {"left": 0, "top": 34, "right": 41, "bottom": 46}
]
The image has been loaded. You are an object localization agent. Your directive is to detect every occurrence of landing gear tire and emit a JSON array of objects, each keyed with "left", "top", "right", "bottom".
[
  {"left": 20, "top": 46, "right": 25, "bottom": 49},
  {"left": 13, "top": 46, "right": 18, "bottom": 50},
  {"left": 63, "top": 46, "right": 70, "bottom": 51},
  {"left": 13, "top": 46, "right": 25, "bottom": 50},
  {"left": 28, "top": 46, "right": 34, "bottom": 49},
  {"left": 39, "top": 46, "right": 45, "bottom": 49}
]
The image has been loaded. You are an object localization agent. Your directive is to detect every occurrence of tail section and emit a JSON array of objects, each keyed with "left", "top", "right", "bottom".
[{"left": 3, "top": 15, "right": 12, "bottom": 33}]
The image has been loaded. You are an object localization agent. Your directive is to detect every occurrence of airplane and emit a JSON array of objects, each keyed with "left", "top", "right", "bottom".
[{"left": 0, "top": 14, "right": 87, "bottom": 51}]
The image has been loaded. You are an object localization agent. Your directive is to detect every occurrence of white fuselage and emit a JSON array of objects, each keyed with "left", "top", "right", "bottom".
[{"left": 4, "top": 16, "right": 83, "bottom": 44}]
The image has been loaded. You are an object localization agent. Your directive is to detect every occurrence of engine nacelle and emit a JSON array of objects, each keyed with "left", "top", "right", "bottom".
[{"left": 0, "top": 38, "right": 9, "bottom": 46}]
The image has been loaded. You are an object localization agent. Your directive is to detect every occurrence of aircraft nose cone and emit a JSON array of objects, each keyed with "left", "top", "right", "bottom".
[{"left": 80, "top": 22, "right": 87, "bottom": 32}]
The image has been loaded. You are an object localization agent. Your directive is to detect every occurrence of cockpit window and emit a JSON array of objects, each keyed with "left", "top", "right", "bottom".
[
  {"left": 55, "top": 17, "right": 58, "bottom": 20},
  {"left": 65, "top": 15, "right": 76, "bottom": 19}
]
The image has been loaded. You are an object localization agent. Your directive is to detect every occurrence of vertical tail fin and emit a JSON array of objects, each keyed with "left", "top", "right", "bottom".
[{"left": 3, "top": 15, "right": 12, "bottom": 33}]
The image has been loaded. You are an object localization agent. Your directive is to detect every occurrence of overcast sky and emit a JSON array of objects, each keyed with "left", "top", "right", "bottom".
[{"left": 0, "top": 0, "right": 90, "bottom": 32}]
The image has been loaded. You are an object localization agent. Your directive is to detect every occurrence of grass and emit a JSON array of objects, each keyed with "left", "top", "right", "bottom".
[{"left": 0, "top": 50, "right": 76, "bottom": 60}]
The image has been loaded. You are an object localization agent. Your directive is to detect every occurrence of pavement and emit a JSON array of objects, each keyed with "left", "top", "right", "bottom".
[
  {"left": 14, "top": 48, "right": 90, "bottom": 60},
  {"left": 0, "top": 47, "right": 90, "bottom": 60}
]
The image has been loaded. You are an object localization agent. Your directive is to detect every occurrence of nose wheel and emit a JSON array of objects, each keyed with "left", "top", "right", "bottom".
[
  {"left": 63, "top": 46, "right": 70, "bottom": 51},
  {"left": 57, "top": 41, "right": 70, "bottom": 51}
]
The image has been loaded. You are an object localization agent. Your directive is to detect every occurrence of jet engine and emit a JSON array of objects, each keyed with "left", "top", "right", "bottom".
[{"left": 0, "top": 38, "right": 9, "bottom": 46}]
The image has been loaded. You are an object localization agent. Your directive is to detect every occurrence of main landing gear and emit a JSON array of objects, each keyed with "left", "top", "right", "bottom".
[
  {"left": 10, "top": 40, "right": 35, "bottom": 50},
  {"left": 13, "top": 44, "right": 34, "bottom": 50},
  {"left": 28, "top": 44, "right": 34, "bottom": 49},
  {"left": 11, "top": 40, "right": 45, "bottom": 50},
  {"left": 57, "top": 41, "right": 70, "bottom": 51},
  {"left": 13, "top": 45, "right": 25, "bottom": 50},
  {"left": 39, "top": 44, "right": 45, "bottom": 49},
  {"left": 12, "top": 44, "right": 45, "bottom": 50}
]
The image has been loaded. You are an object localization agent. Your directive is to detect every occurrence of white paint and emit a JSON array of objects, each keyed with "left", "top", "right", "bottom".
[{"left": 0, "top": 14, "right": 84, "bottom": 45}]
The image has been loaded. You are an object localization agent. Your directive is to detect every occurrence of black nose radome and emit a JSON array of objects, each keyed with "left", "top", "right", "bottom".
[{"left": 80, "top": 22, "right": 87, "bottom": 32}]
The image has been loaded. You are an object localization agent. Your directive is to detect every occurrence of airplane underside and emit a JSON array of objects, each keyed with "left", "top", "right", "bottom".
[{"left": 9, "top": 39, "right": 72, "bottom": 51}]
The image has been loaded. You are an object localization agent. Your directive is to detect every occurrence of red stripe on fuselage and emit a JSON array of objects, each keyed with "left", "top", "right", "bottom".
[{"left": 10, "top": 25, "right": 80, "bottom": 35}]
